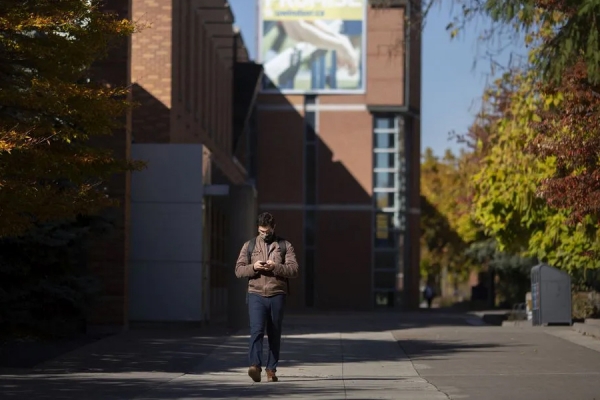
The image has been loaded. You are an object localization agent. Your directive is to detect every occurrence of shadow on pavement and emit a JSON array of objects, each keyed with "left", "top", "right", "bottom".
[
  {"left": 0, "top": 375, "right": 410, "bottom": 400},
  {"left": 0, "top": 312, "right": 508, "bottom": 400},
  {"left": 284, "top": 310, "right": 484, "bottom": 332}
]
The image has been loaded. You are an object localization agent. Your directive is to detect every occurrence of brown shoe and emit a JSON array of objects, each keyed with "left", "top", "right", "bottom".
[
  {"left": 248, "top": 365, "right": 262, "bottom": 382},
  {"left": 266, "top": 369, "right": 278, "bottom": 382}
]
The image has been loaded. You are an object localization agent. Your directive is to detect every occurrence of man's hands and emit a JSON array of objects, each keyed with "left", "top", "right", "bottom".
[
  {"left": 264, "top": 260, "right": 275, "bottom": 271},
  {"left": 253, "top": 260, "right": 275, "bottom": 272}
]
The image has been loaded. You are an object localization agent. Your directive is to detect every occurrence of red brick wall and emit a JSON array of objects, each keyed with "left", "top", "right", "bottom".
[
  {"left": 256, "top": 109, "right": 305, "bottom": 204},
  {"left": 251, "top": 4, "right": 421, "bottom": 310},
  {"left": 318, "top": 5, "right": 405, "bottom": 107},
  {"left": 315, "top": 211, "right": 372, "bottom": 309},
  {"left": 317, "top": 111, "right": 372, "bottom": 204},
  {"left": 170, "top": 1, "right": 244, "bottom": 183},
  {"left": 131, "top": 0, "right": 172, "bottom": 144},
  {"left": 366, "top": 6, "right": 405, "bottom": 106}
]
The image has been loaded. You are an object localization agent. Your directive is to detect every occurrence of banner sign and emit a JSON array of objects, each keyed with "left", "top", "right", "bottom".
[{"left": 258, "top": 0, "right": 367, "bottom": 94}]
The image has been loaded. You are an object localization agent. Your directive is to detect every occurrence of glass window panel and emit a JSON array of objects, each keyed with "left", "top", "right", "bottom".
[
  {"left": 375, "top": 117, "right": 395, "bottom": 130},
  {"left": 375, "top": 212, "right": 392, "bottom": 235},
  {"left": 374, "top": 251, "right": 397, "bottom": 269},
  {"left": 375, "top": 228, "right": 397, "bottom": 249},
  {"left": 375, "top": 192, "right": 395, "bottom": 209},
  {"left": 374, "top": 172, "right": 395, "bottom": 188},
  {"left": 374, "top": 271, "right": 397, "bottom": 289},
  {"left": 374, "top": 152, "right": 395, "bottom": 169},
  {"left": 374, "top": 133, "right": 396, "bottom": 149}
]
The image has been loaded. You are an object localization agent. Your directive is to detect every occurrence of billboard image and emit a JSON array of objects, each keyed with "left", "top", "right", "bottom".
[{"left": 258, "top": 0, "right": 366, "bottom": 94}]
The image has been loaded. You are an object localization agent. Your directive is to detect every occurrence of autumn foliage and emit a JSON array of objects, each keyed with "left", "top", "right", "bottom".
[
  {"left": 0, "top": 0, "right": 142, "bottom": 237},
  {"left": 418, "top": 0, "right": 600, "bottom": 308},
  {"left": 529, "top": 61, "right": 600, "bottom": 222}
]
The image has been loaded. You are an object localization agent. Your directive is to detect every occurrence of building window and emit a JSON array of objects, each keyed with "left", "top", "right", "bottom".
[{"left": 372, "top": 114, "right": 406, "bottom": 307}]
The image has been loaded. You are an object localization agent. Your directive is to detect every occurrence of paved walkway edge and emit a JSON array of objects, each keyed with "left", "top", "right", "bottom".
[{"left": 545, "top": 328, "right": 600, "bottom": 353}]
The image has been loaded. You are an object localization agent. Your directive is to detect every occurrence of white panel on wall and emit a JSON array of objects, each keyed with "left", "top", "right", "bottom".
[
  {"left": 129, "top": 144, "right": 205, "bottom": 322},
  {"left": 130, "top": 203, "right": 203, "bottom": 262},
  {"left": 131, "top": 144, "right": 204, "bottom": 203},
  {"left": 128, "top": 261, "right": 203, "bottom": 321}
]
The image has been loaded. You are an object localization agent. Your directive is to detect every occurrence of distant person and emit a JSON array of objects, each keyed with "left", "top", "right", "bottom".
[
  {"left": 235, "top": 212, "right": 299, "bottom": 383},
  {"left": 423, "top": 283, "right": 435, "bottom": 309}
]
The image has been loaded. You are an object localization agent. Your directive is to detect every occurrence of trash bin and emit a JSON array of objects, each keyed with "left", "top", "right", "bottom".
[{"left": 531, "top": 263, "right": 572, "bottom": 326}]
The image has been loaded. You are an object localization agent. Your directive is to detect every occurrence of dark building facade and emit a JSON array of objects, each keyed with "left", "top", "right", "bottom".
[
  {"left": 89, "top": 0, "right": 421, "bottom": 331},
  {"left": 255, "top": 0, "right": 422, "bottom": 311},
  {"left": 91, "top": 0, "right": 262, "bottom": 330}
]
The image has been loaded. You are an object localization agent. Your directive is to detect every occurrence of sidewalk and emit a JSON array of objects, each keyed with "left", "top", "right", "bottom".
[
  {"left": 137, "top": 328, "right": 449, "bottom": 399},
  {"left": 1, "top": 311, "right": 600, "bottom": 400}
]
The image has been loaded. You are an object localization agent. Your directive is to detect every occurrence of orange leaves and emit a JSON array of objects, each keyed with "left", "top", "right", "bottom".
[{"left": 0, "top": 0, "right": 141, "bottom": 237}]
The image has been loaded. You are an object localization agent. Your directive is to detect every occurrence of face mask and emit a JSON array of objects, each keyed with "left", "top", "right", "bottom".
[{"left": 259, "top": 231, "right": 274, "bottom": 242}]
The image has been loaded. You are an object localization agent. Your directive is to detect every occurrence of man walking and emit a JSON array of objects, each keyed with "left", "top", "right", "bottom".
[{"left": 235, "top": 212, "right": 299, "bottom": 383}]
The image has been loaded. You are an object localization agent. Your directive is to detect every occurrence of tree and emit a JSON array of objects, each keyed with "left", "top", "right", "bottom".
[
  {"left": 528, "top": 61, "right": 600, "bottom": 223},
  {"left": 447, "top": 0, "right": 600, "bottom": 224},
  {"left": 448, "top": 0, "right": 600, "bottom": 84},
  {"left": 465, "top": 238, "right": 536, "bottom": 307},
  {"left": 420, "top": 147, "right": 480, "bottom": 297},
  {"left": 421, "top": 148, "right": 479, "bottom": 244},
  {"left": 472, "top": 70, "right": 600, "bottom": 274},
  {"left": 0, "top": 0, "right": 143, "bottom": 237}
]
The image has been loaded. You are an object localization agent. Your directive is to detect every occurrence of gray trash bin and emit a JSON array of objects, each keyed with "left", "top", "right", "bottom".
[{"left": 531, "top": 263, "right": 572, "bottom": 326}]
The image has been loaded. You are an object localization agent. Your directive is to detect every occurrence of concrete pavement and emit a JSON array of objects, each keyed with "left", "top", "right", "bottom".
[
  {"left": 1, "top": 312, "right": 600, "bottom": 399},
  {"left": 137, "top": 329, "right": 449, "bottom": 399},
  {"left": 392, "top": 317, "right": 600, "bottom": 400}
]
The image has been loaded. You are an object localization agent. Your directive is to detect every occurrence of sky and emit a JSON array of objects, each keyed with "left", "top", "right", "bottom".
[{"left": 228, "top": 0, "right": 522, "bottom": 157}]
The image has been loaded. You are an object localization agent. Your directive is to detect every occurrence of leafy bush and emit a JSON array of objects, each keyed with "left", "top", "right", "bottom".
[
  {"left": 0, "top": 214, "right": 113, "bottom": 339},
  {"left": 572, "top": 292, "right": 600, "bottom": 320}
]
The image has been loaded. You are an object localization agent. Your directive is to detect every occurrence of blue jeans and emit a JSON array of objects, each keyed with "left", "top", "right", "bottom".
[{"left": 248, "top": 293, "right": 286, "bottom": 371}]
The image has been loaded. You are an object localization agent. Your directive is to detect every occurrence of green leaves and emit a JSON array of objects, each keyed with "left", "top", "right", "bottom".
[
  {"left": 449, "top": 0, "right": 600, "bottom": 84},
  {"left": 471, "top": 70, "right": 600, "bottom": 272}
]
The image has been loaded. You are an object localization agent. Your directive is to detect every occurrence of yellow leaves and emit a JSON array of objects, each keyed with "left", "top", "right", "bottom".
[
  {"left": 543, "top": 92, "right": 564, "bottom": 110},
  {"left": 470, "top": 66, "right": 600, "bottom": 271},
  {"left": 551, "top": 10, "right": 565, "bottom": 24},
  {"left": 525, "top": 33, "right": 534, "bottom": 45},
  {"left": 0, "top": 0, "right": 139, "bottom": 238},
  {"left": 554, "top": 91, "right": 564, "bottom": 105}
]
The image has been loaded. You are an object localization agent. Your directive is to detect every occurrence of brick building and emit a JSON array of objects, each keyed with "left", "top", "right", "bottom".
[
  {"left": 91, "top": 0, "right": 261, "bottom": 330},
  {"left": 255, "top": 0, "right": 422, "bottom": 311},
  {"left": 89, "top": 0, "right": 421, "bottom": 331}
]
